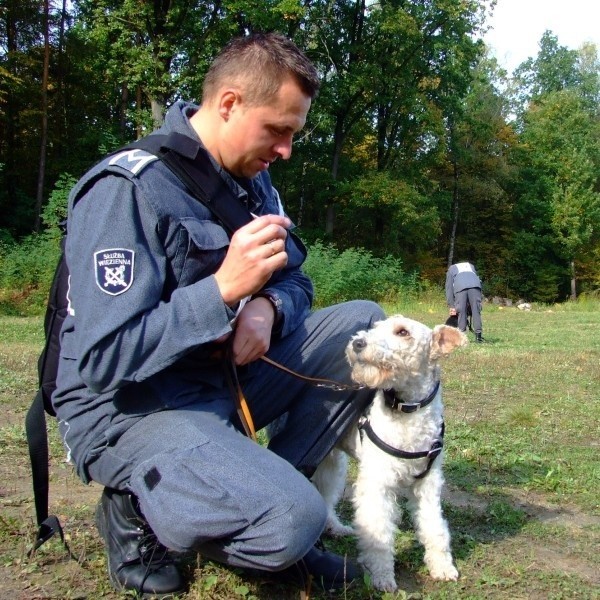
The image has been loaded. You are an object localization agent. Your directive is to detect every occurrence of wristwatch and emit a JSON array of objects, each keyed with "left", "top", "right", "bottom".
[{"left": 252, "top": 291, "right": 283, "bottom": 325}]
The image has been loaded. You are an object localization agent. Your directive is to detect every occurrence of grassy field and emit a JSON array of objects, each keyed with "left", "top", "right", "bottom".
[{"left": 0, "top": 298, "right": 598, "bottom": 599}]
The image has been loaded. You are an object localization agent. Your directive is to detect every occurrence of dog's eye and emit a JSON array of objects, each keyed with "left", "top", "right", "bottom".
[{"left": 395, "top": 328, "right": 409, "bottom": 337}]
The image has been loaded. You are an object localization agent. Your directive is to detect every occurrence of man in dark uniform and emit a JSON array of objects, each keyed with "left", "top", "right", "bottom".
[
  {"left": 52, "top": 33, "right": 384, "bottom": 596},
  {"left": 445, "top": 261, "right": 484, "bottom": 342}
]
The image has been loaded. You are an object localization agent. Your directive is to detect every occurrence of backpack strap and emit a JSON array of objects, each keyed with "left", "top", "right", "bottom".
[
  {"left": 124, "top": 131, "right": 253, "bottom": 233},
  {"left": 25, "top": 388, "right": 72, "bottom": 557},
  {"left": 26, "top": 234, "right": 74, "bottom": 556}
]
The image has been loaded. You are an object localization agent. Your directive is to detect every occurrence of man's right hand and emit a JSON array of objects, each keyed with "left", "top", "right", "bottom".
[{"left": 214, "top": 214, "right": 291, "bottom": 306}]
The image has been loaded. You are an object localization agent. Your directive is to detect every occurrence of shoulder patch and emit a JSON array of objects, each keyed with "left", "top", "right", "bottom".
[
  {"left": 94, "top": 249, "right": 135, "bottom": 296},
  {"left": 108, "top": 149, "right": 159, "bottom": 176}
]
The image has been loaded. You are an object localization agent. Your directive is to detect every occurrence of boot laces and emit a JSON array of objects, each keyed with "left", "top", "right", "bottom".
[{"left": 137, "top": 524, "right": 170, "bottom": 567}]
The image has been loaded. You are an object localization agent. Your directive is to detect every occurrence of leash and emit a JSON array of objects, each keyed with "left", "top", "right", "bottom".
[
  {"left": 223, "top": 345, "right": 258, "bottom": 442},
  {"left": 222, "top": 352, "right": 360, "bottom": 600},
  {"left": 259, "top": 356, "right": 363, "bottom": 391},
  {"left": 220, "top": 349, "right": 362, "bottom": 442}
]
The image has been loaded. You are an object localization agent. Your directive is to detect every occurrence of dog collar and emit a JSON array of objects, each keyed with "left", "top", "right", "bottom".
[{"left": 383, "top": 380, "right": 440, "bottom": 412}]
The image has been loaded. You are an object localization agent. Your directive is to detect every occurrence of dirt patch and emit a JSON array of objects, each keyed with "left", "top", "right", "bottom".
[{"left": 444, "top": 485, "right": 600, "bottom": 530}]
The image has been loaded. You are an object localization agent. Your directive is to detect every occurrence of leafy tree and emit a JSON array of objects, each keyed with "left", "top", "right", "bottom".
[
  {"left": 333, "top": 171, "right": 440, "bottom": 261},
  {"left": 513, "top": 30, "right": 581, "bottom": 104},
  {"left": 510, "top": 36, "right": 600, "bottom": 300},
  {"left": 432, "top": 52, "right": 517, "bottom": 292},
  {"left": 299, "top": 0, "right": 488, "bottom": 235},
  {"left": 0, "top": 0, "right": 48, "bottom": 232},
  {"left": 518, "top": 90, "right": 600, "bottom": 298}
]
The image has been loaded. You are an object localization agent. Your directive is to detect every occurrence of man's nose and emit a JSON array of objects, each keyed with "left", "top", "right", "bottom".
[{"left": 274, "top": 136, "right": 293, "bottom": 160}]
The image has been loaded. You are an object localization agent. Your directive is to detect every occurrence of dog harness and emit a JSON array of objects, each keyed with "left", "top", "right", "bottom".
[{"left": 358, "top": 380, "right": 445, "bottom": 480}]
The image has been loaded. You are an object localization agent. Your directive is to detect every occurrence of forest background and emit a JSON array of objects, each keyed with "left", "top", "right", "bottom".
[{"left": 1, "top": 0, "right": 599, "bottom": 312}]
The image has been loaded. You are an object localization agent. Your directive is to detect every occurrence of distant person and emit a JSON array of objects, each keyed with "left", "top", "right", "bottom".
[{"left": 446, "top": 261, "right": 484, "bottom": 342}]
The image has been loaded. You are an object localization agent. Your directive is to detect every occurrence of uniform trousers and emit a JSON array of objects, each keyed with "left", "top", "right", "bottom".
[
  {"left": 455, "top": 287, "right": 483, "bottom": 333},
  {"left": 87, "top": 300, "right": 385, "bottom": 571}
]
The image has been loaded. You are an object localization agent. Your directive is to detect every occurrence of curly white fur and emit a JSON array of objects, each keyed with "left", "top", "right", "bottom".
[{"left": 313, "top": 314, "right": 467, "bottom": 591}]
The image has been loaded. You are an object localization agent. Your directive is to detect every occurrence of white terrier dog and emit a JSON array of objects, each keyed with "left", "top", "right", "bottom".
[{"left": 312, "top": 314, "right": 466, "bottom": 592}]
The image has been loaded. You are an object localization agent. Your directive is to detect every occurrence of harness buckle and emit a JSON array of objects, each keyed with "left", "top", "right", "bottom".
[{"left": 427, "top": 440, "right": 443, "bottom": 459}]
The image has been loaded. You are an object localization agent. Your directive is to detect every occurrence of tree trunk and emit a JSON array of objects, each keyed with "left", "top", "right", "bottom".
[
  {"left": 136, "top": 85, "right": 143, "bottom": 138},
  {"left": 570, "top": 260, "right": 577, "bottom": 300},
  {"left": 4, "top": 2, "right": 18, "bottom": 213},
  {"left": 326, "top": 116, "right": 346, "bottom": 235},
  {"left": 34, "top": 0, "right": 51, "bottom": 233},
  {"left": 150, "top": 97, "right": 165, "bottom": 130},
  {"left": 447, "top": 157, "right": 459, "bottom": 268},
  {"left": 120, "top": 84, "right": 128, "bottom": 137}
]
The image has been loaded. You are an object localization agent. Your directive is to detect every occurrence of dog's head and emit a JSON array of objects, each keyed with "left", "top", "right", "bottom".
[
  {"left": 445, "top": 314, "right": 459, "bottom": 328},
  {"left": 346, "top": 314, "right": 467, "bottom": 390}
]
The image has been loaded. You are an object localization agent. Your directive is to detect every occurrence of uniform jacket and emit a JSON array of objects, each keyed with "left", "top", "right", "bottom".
[
  {"left": 445, "top": 262, "right": 482, "bottom": 306},
  {"left": 53, "top": 101, "right": 313, "bottom": 482}
]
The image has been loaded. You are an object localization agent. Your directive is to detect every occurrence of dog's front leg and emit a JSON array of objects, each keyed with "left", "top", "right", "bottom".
[
  {"left": 407, "top": 466, "right": 458, "bottom": 581},
  {"left": 353, "top": 468, "right": 399, "bottom": 591}
]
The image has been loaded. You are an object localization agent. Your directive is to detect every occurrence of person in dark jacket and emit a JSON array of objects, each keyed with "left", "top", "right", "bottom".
[
  {"left": 53, "top": 33, "right": 384, "bottom": 596},
  {"left": 445, "top": 261, "right": 484, "bottom": 342}
]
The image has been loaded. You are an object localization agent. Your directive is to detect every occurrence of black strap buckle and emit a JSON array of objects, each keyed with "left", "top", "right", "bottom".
[{"left": 428, "top": 440, "right": 443, "bottom": 459}]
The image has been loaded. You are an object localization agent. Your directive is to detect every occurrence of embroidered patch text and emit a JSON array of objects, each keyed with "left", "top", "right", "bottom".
[{"left": 94, "top": 249, "right": 135, "bottom": 296}]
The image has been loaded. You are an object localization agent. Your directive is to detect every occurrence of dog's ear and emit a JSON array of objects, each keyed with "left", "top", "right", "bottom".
[{"left": 431, "top": 325, "right": 468, "bottom": 359}]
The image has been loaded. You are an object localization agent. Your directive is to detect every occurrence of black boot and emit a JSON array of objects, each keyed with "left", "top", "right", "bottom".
[
  {"left": 95, "top": 488, "right": 186, "bottom": 598},
  {"left": 276, "top": 542, "right": 360, "bottom": 592},
  {"left": 475, "top": 332, "right": 483, "bottom": 343}
]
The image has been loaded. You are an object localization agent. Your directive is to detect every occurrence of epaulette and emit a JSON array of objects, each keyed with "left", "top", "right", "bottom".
[{"left": 106, "top": 148, "right": 159, "bottom": 177}]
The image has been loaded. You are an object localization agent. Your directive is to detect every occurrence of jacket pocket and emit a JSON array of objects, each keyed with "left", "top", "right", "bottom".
[{"left": 177, "top": 218, "right": 230, "bottom": 287}]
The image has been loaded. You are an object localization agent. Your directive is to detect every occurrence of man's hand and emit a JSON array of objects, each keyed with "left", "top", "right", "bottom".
[
  {"left": 214, "top": 214, "right": 291, "bottom": 306},
  {"left": 449, "top": 307, "right": 457, "bottom": 316},
  {"left": 231, "top": 297, "right": 275, "bottom": 365}
]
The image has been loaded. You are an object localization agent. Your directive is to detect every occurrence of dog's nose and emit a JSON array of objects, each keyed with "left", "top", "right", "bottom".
[{"left": 352, "top": 338, "right": 367, "bottom": 353}]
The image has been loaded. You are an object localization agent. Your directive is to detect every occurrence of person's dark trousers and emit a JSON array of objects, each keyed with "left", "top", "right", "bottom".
[{"left": 455, "top": 288, "right": 483, "bottom": 335}]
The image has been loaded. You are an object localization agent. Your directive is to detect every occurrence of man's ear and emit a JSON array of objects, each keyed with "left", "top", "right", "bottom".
[{"left": 218, "top": 89, "right": 240, "bottom": 121}]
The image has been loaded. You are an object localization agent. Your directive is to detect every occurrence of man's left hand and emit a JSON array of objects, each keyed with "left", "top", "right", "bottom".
[{"left": 231, "top": 297, "right": 275, "bottom": 365}]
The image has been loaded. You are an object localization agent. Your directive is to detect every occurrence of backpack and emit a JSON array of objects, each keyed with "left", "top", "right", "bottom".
[{"left": 25, "top": 131, "right": 254, "bottom": 554}]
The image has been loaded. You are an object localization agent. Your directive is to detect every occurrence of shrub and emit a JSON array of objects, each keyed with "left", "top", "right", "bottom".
[
  {"left": 0, "top": 232, "right": 61, "bottom": 315},
  {"left": 0, "top": 173, "right": 73, "bottom": 315},
  {"left": 303, "top": 241, "right": 420, "bottom": 308}
]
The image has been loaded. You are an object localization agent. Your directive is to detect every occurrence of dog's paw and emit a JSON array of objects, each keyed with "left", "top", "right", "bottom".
[
  {"left": 324, "top": 516, "right": 355, "bottom": 537},
  {"left": 429, "top": 563, "right": 459, "bottom": 581},
  {"left": 370, "top": 573, "right": 398, "bottom": 592}
]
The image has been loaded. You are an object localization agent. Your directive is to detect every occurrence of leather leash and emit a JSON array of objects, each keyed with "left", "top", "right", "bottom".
[
  {"left": 224, "top": 345, "right": 258, "bottom": 442},
  {"left": 220, "top": 346, "right": 363, "bottom": 444},
  {"left": 259, "top": 355, "right": 364, "bottom": 391}
]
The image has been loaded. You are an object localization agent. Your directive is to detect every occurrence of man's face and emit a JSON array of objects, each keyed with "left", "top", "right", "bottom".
[{"left": 220, "top": 77, "right": 311, "bottom": 178}]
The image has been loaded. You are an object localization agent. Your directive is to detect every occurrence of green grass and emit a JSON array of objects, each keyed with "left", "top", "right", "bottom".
[{"left": 1, "top": 296, "right": 599, "bottom": 599}]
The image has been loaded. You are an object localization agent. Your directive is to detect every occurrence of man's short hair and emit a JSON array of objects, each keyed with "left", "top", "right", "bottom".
[{"left": 202, "top": 32, "right": 320, "bottom": 106}]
